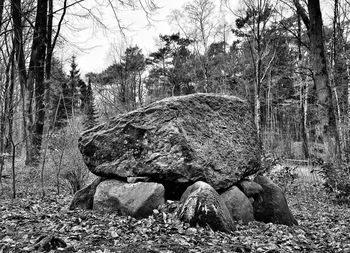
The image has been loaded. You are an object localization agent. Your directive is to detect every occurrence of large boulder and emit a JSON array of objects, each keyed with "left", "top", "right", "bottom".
[
  {"left": 253, "top": 176, "right": 298, "bottom": 226},
  {"left": 93, "top": 179, "right": 165, "bottom": 218},
  {"left": 79, "top": 94, "right": 260, "bottom": 196},
  {"left": 176, "top": 181, "right": 235, "bottom": 233},
  {"left": 220, "top": 186, "right": 254, "bottom": 224},
  {"left": 69, "top": 177, "right": 105, "bottom": 210}
]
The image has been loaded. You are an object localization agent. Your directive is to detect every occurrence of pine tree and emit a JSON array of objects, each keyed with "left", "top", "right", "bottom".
[
  {"left": 50, "top": 57, "right": 69, "bottom": 128},
  {"left": 83, "top": 78, "right": 98, "bottom": 129},
  {"left": 67, "top": 55, "right": 80, "bottom": 114},
  {"left": 50, "top": 56, "right": 87, "bottom": 128},
  {"left": 79, "top": 79, "right": 88, "bottom": 111}
]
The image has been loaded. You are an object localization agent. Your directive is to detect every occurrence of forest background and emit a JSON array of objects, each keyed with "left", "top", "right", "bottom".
[{"left": 0, "top": 0, "right": 350, "bottom": 201}]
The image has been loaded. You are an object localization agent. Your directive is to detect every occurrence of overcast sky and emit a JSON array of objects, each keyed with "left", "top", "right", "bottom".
[
  {"left": 57, "top": 0, "right": 334, "bottom": 76},
  {"left": 61, "top": 0, "right": 196, "bottom": 75}
]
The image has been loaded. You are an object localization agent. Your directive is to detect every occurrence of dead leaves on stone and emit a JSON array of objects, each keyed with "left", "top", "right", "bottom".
[{"left": 1, "top": 185, "right": 350, "bottom": 253}]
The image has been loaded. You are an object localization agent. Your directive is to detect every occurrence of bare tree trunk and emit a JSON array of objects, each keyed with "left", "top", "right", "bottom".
[
  {"left": 7, "top": 48, "right": 16, "bottom": 155},
  {"left": 254, "top": 0, "right": 262, "bottom": 146},
  {"left": 9, "top": 136, "right": 16, "bottom": 199},
  {"left": 294, "top": 0, "right": 341, "bottom": 161},
  {"left": 12, "top": 0, "right": 49, "bottom": 165},
  {"left": 308, "top": 0, "right": 341, "bottom": 160},
  {"left": 0, "top": 46, "right": 14, "bottom": 183},
  {"left": 138, "top": 72, "right": 143, "bottom": 105},
  {"left": 297, "top": 14, "right": 309, "bottom": 159},
  {"left": 11, "top": 0, "right": 29, "bottom": 162},
  {"left": 26, "top": 0, "right": 48, "bottom": 165},
  {"left": 266, "top": 69, "right": 271, "bottom": 148},
  {"left": 46, "top": 0, "right": 53, "bottom": 80},
  {"left": 331, "top": 0, "right": 344, "bottom": 156},
  {"left": 337, "top": 0, "right": 350, "bottom": 160},
  {"left": 300, "top": 81, "right": 309, "bottom": 159},
  {"left": 0, "top": 0, "right": 4, "bottom": 30},
  {"left": 254, "top": 64, "right": 262, "bottom": 144},
  {"left": 56, "top": 150, "right": 64, "bottom": 196},
  {"left": 25, "top": 75, "right": 35, "bottom": 164},
  {"left": 346, "top": 58, "right": 350, "bottom": 159},
  {"left": 43, "top": 0, "right": 53, "bottom": 130}
]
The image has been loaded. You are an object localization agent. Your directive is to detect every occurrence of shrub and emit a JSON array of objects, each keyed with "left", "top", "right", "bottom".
[
  {"left": 316, "top": 162, "right": 350, "bottom": 205},
  {"left": 48, "top": 118, "right": 90, "bottom": 195},
  {"left": 259, "top": 152, "right": 283, "bottom": 174},
  {"left": 258, "top": 153, "right": 298, "bottom": 194},
  {"left": 268, "top": 166, "right": 299, "bottom": 194},
  {"left": 62, "top": 169, "right": 88, "bottom": 194}
]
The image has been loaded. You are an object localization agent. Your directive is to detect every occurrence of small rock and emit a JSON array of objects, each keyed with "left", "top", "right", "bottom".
[
  {"left": 253, "top": 176, "right": 298, "bottom": 226},
  {"left": 93, "top": 179, "right": 165, "bottom": 218},
  {"left": 176, "top": 181, "right": 235, "bottom": 233},
  {"left": 221, "top": 186, "right": 254, "bottom": 224},
  {"left": 69, "top": 177, "right": 105, "bottom": 210},
  {"left": 238, "top": 179, "right": 263, "bottom": 198}
]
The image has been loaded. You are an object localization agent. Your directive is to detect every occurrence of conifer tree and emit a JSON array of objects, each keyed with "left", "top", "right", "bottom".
[
  {"left": 79, "top": 79, "right": 88, "bottom": 111},
  {"left": 50, "top": 56, "right": 87, "bottom": 128},
  {"left": 67, "top": 55, "right": 81, "bottom": 114},
  {"left": 49, "top": 57, "right": 69, "bottom": 128},
  {"left": 83, "top": 78, "right": 98, "bottom": 129}
]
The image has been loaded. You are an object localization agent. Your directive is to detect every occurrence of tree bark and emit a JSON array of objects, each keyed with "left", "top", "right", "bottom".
[
  {"left": 294, "top": 0, "right": 341, "bottom": 160},
  {"left": 0, "top": 44, "right": 14, "bottom": 183},
  {"left": 30, "top": 0, "right": 48, "bottom": 165},
  {"left": 297, "top": 14, "right": 309, "bottom": 159},
  {"left": 254, "top": 0, "right": 263, "bottom": 147},
  {"left": 11, "top": 0, "right": 29, "bottom": 161},
  {"left": 22, "top": 0, "right": 48, "bottom": 165},
  {"left": 7, "top": 48, "right": 16, "bottom": 155},
  {"left": 346, "top": 57, "right": 350, "bottom": 159},
  {"left": 46, "top": 0, "right": 53, "bottom": 80},
  {"left": 307, "top": 0, "right": 341, "bottom": 160},
  {"left": 0, "top": 0, "right": 4, "bottom": 30}
]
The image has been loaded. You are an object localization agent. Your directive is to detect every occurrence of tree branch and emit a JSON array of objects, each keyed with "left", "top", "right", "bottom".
[{"left": 293, "top": 0, "right": 310, "bottom": 31}]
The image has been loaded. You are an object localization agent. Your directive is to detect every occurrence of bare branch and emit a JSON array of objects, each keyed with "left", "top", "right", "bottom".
[
  {"left": 51, "top": 0, "right": 85, "bottom": 16},
  {"left": 293, "top": 0, "right": 310, "bottom": 31}
]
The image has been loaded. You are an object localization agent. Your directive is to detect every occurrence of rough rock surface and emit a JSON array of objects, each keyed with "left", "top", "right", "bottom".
[
  {"left": 176, "top": 181, "right": 235, "bottom": 233},
  {"left": 220, "top": 186, "right": 254, "bottom": 224},
  {"left": 93, "top": 179, "right": 165, "bottom": 218},
  {"left": 79, "top": 94, "right": 260, "bottom": 194},
  {"left": 69, "top": 177, "right": 105, "bottom": 210},
  {"left": 238, "top": 179, "right": 264, "bottom": 198},
  {"left": 253, "top": 176, "right": 298, "bottom": 226}
]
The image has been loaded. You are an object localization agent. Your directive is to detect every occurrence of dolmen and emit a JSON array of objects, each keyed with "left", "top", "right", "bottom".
[{"left": 70, "top": 93, "right": 298, "bottom": 232}]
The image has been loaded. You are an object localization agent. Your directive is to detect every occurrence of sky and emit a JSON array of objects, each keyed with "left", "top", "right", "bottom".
[
  {"left": 58, "top": 0, "right": 243, "bottom": 76},
  {"left": 61, "top": 0, "right": 193, "bottom": 75},
  {"left": 57, "top": 0, "right": 334, "bottom": 76}
]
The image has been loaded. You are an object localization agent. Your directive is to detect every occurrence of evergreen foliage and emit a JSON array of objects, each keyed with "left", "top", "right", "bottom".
[
  {"left": 87, "top": 46, "right": 146, "bottom": 114},
  {"left": 67, "top": 55, "right": 81, "bottom": 114},
  {"left": 146, "top": 33, "right": 195, "bottom": 99},
  {"left": 50, "top": 56, "right": 89, "bottom": 129},
  {"left": 82, "top": 78, "right": 99, "bottom": 130},
  {"left": 49, "top": 57, "right": 69, "bottom": 128}
]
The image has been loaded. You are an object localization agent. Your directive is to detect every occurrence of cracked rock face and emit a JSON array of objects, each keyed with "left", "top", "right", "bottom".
[{"left": 79, "top": 93, "right": 261, "bottom": 196}]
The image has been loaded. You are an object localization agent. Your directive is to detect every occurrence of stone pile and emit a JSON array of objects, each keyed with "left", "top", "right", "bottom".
[{"left": 70, "top": 94, "right": 297, "bottom": 232}]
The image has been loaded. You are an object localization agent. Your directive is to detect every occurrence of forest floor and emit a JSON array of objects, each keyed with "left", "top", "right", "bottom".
[{"left": 1, "top": 167, "right": 350, "bottom": 253}]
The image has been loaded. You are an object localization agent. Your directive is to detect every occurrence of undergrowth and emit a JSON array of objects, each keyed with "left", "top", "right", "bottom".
[{"left": 313, "top": 162, "right": 350, "bottom": 205}]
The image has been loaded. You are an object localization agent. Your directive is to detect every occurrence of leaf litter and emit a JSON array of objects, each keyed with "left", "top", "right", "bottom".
[{"left": 1, "top": 183, "right": 350, "bottom": 252}]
